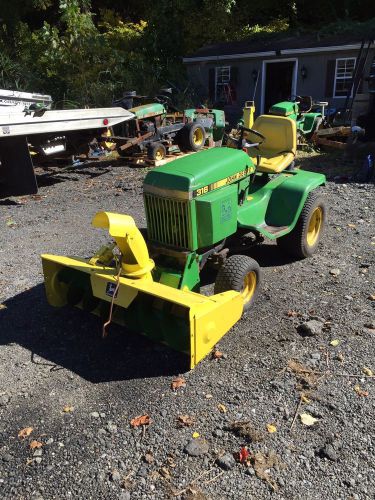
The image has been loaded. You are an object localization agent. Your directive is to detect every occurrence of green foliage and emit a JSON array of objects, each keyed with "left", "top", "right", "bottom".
[
  {"left": 0, "top": 50, "right": 30, "bottom": 90},
  {"left": 0, "top": 0, "right": 374, "bottom": 107},
  {"left": 238, "top": 18, "right": 290, "bottom": 40},
  {"left": 317, "top": 17, "right": 375, "bottom": 38},
  {"left": 10, "top": 1, "right": 152, "bottom": 106}
]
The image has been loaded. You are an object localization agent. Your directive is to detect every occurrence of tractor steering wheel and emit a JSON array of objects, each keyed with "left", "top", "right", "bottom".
[
  {"left": 291, "top": 95, "right": 313, "bottom": 112},
  {"left": 238, "top": 126, "right": 266, "bottom": 149},
  {"left": 290, "top": 94, "right": 302, "bottom": 103}
]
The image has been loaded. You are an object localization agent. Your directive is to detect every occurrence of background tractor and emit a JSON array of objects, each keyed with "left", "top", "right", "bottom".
[
  {"left": 110, "top": 90, "right": 225, "bottom": 161},
  {"left": 269, "top": 95, "right": 328, "bottom": 140},
  {"left": 42, "top": 114, "right": 326, "bottom": 369}
]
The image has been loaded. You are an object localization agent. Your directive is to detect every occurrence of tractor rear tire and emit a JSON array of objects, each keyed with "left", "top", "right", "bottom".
[
  {"left": 277, "top": 191, "right": 327, "bottom": 259},
  {"left": 214, "top": 255, "right": 261, "bottom": 312},
  {"left": 178, "top": 122, "right": 206, "bottom": 152},
  {"left": 147, "top": 142, "right": 166, "bottom": 161}
]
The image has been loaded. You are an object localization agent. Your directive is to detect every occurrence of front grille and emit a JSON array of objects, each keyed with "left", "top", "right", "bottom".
[{"left": 144, "top": 193, "right": 191, "bottom": 249}]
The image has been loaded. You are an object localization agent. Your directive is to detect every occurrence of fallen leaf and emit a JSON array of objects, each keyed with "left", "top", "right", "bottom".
[
  {"left": 63, "top": 405, "right": 74, "bottom": 413},
  {"left": 0, "top": 304, "right": 7, "bottom": 310},
  {"left": 171, "top": 377, "right": 186, "bottom": 391},
  {"left": 368, "top": 295, "right": 375, "bottom": 301},
  {"left": 301, "top": 394, "right": 311, "bottom": 404},
  {"left": 330, "top": 339, "right": 340, "bottom": 347},
  {"left": 362, "top": 367, "right": 373, "bottom": 377},
  {"left": 177, "top": 415, "right": 194, "bottom": 427},
  {"left": 166, "top": 455, "right": 176, "bottom": 468},
  {"left": 217, "top": 403, "right": 227, "bottom": 413},
  {"left": 160, "top": 466, "right": 171, "bottom": 479},
  {"left": 347, "top": 223, "right": 356, "bottom": 228},
  {"left": 130, "top": 414, "right": 151, "bottom": 427},
  {"left": 287, "top": 359, "right": 319, "bottom": 388},
  {"left": 18, "top": 427, "right": 33, "bottom": 439},
  {"left": 266, "top": 423, "right": 277, "bottom": 433},
  {"left": 212, "top": 350, "right": 223, "bottom": 359},
  {"left": 192, "top": 431, "right": 200, "bottom": 438},
  {"left": 252, "top": 451, "right": 280, "bottom": 491},
  {"left": 144, "top": 452, "right": 154, "bottom": 464},
  {"left": 300, "top": 413, "right": 319, "bottom": 426},
  {"left": 6, "top": 219, "right": 16, "bottom": 227},
  {"left": 354, "top": 385, "right": 369, "bottom": 397},
  {"left": 229, "top": 421, "right": 265, "bottom": 443},
  {"left": 29, "top": 440, "right": 43, "bottom": 450},
  {"left": 287, "top": 310, "right": 298, "bottom": 317},
  {"left": 239, "top": 446, "right": 250, "bottom": 463}
]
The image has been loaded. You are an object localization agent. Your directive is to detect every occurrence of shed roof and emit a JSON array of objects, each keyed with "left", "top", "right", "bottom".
[{"left": 184, "top": 33, "right": 368, "bottom": 62}]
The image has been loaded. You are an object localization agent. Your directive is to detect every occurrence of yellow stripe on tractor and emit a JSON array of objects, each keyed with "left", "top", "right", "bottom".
[{"left": 41, "top": 212, "right": 243, "bottom": 369}]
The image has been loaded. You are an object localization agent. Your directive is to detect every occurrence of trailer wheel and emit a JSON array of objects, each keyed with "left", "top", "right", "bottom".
[
  {"left": 147, "top": 142, "right": 166, "bottom": 161},
  {"left": 214, "top": 255, "right": 261, "bottom": 311},
  {"left": 179, "top": 122, "right": 206, "bottom": 152},
  {"left": 277, "top": 191, "right": 327, "bottom": 258}
]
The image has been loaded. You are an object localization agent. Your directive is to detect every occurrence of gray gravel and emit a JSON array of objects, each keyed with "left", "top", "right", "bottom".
[{"left": 0, "top": 157, "right": 374, "bottom": 499}]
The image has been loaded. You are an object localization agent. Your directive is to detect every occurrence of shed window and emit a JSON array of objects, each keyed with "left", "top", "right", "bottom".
[
  {"left": 215, "top": 66, "right": 234, "bottom": 103},
  {"left": 334, "top": 58, "right": 356, "bottom": 97}
]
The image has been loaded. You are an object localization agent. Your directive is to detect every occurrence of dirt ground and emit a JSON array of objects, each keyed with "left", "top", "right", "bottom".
[{"left": 0, "top": 150, "right": 374, "bottom": 500}]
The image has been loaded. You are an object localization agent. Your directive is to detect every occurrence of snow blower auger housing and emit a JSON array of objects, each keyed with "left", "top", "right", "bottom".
[{"left": 42, "top": 141, "right": 326, "bottom": 369}]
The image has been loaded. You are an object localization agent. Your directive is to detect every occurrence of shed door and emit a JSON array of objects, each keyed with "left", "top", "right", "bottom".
[{"left": 264, "top": 61, "right": 296, "bottom": 113}]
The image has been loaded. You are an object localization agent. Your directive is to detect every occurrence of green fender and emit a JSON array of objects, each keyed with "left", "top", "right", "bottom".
[
  {"left": 238, "top": 169, "right": 325, "bottom": 239},
  {"left": 298, "top": 113, "right": 322, "bottom": 134}
]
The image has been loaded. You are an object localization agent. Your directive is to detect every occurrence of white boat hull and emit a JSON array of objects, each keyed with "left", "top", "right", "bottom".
[
  {"left": 0, "top": 107, "right": 134, "bottom": 137},
  {"left": 0, "top": 89, "right": 52, "bottom": 113}
]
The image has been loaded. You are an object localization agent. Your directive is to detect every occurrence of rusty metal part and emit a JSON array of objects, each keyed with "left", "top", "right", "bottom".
[{"left": 117, "top": 131, "right": 154, "bottom": 151}]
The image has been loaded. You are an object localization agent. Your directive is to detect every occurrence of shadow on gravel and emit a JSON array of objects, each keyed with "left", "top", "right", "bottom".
[
  {"left": 246, "top": 243, "right": 296, "bottom": 268},
  {"left": 0, "top": 199, "right": 22, "bottom": 206},
  {"left": 1, "top": 284, "right": 187, "bottom": 383}
]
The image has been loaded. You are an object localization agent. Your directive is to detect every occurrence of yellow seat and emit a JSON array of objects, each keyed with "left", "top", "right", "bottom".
[{"left": 245, "top": 115, "right": 297, "bottom": 174}]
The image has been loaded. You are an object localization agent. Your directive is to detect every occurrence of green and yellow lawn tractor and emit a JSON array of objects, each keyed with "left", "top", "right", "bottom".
[
  {"left": 110, "top": 91, "right": 225, "bottom": 161},
  {"left": 41, "top": 115, "right": 326, "bottom": 369},
  {"left": 269, "top": 95, "right": 327, "bottom": 140}
]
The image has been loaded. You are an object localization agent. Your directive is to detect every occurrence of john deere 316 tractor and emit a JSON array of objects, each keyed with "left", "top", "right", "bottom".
[{"left": 42, "top": 114, "right": 326, "bottom": 369}]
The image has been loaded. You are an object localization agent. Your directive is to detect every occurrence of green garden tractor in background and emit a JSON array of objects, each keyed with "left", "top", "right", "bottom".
[
  {"left": 41, "top": 114, "right": 326, "bottom": 369},
  {"left": 110, "top": 91, "right": 225, "bottom": 161},
  {"left": 269, "top": 95, "right": 327, "bottom": 140}
]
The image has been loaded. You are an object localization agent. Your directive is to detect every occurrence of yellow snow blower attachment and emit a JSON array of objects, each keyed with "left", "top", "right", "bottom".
[{"left": 41, "top": 211, "right": 243, "bottom": 369}]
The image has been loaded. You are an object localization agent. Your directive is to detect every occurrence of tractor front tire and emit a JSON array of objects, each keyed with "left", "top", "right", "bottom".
[
  {"left": 277, "top": 191, "right": 327, "bottom": 259},
  {"left": 178, "top": 122, "right": 206, "bottom": 152},
  {"left": 214, "top": 255, "right": 261, "bottom": 312},
  {"left": 147, "top": 142, "right": 166, "bottom": 161}
]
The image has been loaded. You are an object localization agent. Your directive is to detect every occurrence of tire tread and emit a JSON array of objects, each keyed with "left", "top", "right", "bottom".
[{"left": 277, "top": 191, "right": 326, "bottom": 258}]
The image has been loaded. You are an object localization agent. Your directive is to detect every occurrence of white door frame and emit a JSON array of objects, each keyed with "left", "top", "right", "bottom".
[{"left": 260, "top": 58, "right": 298, "bottom": 114}]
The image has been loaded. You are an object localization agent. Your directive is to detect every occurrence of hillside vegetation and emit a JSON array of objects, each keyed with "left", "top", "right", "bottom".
[{"left": 1, "top": 0, "right": 374, "bottom": 106}]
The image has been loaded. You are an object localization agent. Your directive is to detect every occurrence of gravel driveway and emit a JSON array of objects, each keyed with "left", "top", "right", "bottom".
[{"left": 0, "top": 154, "right": 374, "bottom": 500}]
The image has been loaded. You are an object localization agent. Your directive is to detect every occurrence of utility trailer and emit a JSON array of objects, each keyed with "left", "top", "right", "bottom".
[{"left": 0, "top": 106, "right": 134, "bottom": 198}]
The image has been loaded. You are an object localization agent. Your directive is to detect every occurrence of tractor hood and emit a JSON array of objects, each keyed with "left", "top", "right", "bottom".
[
  {"left": 269, "top": 101, "right": 299, "bottom": 117},
  {"left": 143, "top": 148, "right": 254, "bottom": 198},
  {"left": 130, "top": 103, "right": 166, "bottom": 119}
]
